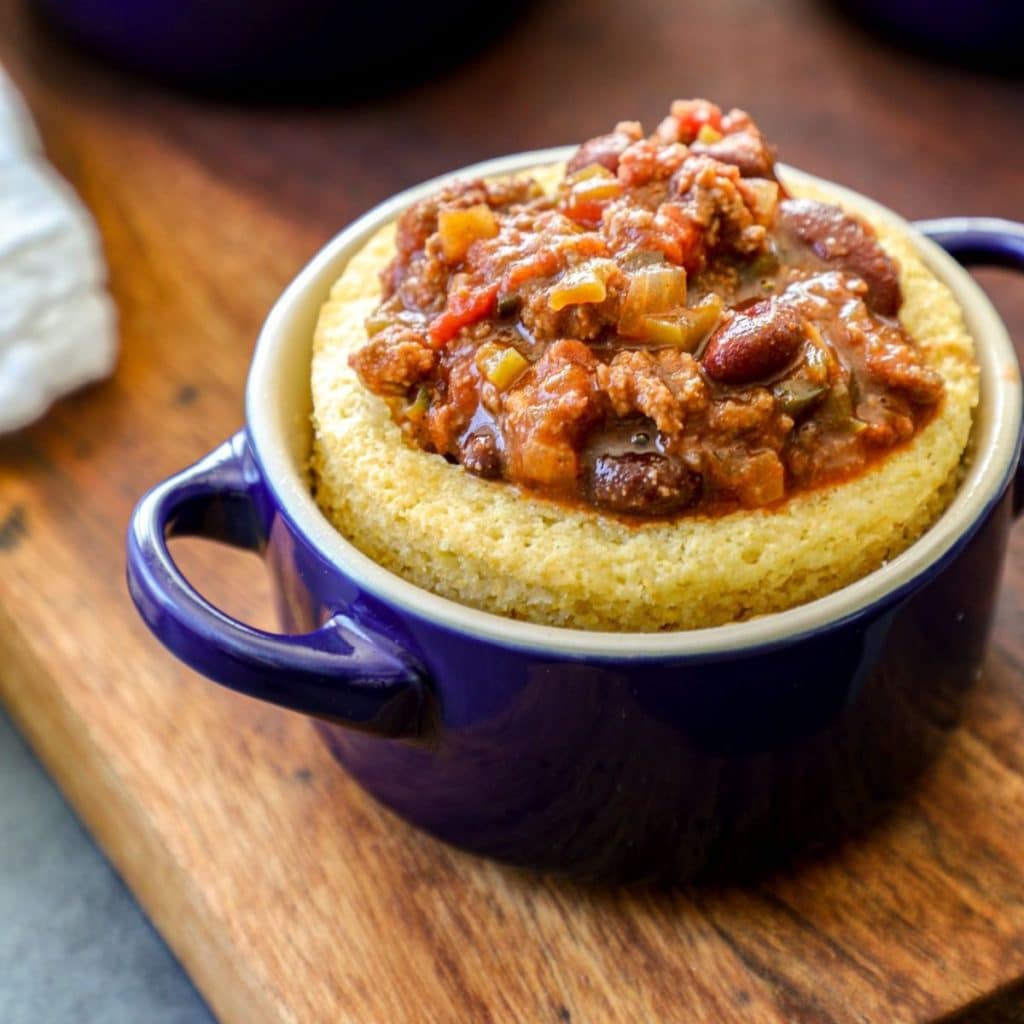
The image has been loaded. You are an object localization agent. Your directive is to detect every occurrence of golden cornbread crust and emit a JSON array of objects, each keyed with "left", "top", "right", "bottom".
[{"left": 310, "top": 167, "right": 979, "bottom": 631}]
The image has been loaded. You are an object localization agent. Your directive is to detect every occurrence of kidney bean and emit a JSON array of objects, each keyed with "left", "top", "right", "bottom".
[
  {"left": 778, "top": 199, "right": 902, "bottom": 315},
  {"left": 701, "top": 301, "right": 805, "bottom": 384},
  {"left": 460, "top": 430, "right": 501, "bottom": 478},
  {"left": 589, "top": 452, "right": 699, "bottom": 515}
]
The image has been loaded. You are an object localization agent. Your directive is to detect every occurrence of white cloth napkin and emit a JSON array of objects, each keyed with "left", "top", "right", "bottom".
[{"left": 0, "top": 66, "right": 117, "bottom": 434}]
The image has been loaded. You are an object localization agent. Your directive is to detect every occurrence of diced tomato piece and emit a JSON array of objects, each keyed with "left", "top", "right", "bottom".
[
  {"left": 561, "top": 197, "right": 607, "bottom": 227},
  {"left": 504, "top": 250, "right": 561, "bottom": 292},
  {"left": 427, "top": 283, "right": 499, "bottom": 348},
  {"left": 652, "top": 204, "right": 704, "bottom": 271},
  {"left": 655, "top": 203, "right": 704, "bottom": 272},
  {"left": 670, "top": 99, "right": 723, "bottom": 143},
  {"left": 508, "top": 233, "right": 610, "bottom": 289}
]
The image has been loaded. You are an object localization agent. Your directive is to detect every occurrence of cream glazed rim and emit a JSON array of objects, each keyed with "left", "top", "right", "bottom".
[{"left": 248, "top": 146, "right": 1022, "bottom": 657}]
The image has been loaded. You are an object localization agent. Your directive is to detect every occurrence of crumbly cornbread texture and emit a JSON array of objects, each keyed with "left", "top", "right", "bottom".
[{"left": 310, "top": 167, "right": 978, "bottom": 631}]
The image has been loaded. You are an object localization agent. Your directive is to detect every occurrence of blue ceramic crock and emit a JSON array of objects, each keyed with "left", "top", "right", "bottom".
[
  {"left": 127, "top": 152, "right": 1024, "bottom": 881},
  {"left": 34, "top": 0, "right": 529, "bottom": 91}
]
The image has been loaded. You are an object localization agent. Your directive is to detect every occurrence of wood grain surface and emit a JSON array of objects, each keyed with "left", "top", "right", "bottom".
[{"left": 1, "top": 0, "right": 1023, "bottom": 1020}]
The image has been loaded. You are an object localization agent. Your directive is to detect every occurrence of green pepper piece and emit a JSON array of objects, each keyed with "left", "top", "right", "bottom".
[
  {"left": 405, "top": 386, "right": 431, "bottom": 423},
  {"left": 772, "top": 379, "right": 828, "bottom": 417}
]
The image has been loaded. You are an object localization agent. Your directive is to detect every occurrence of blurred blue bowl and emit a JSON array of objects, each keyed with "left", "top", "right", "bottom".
[
  {"left": 35, "top": 0, "right": 529, "bottom": 93},
  {"left": 836, "top": 0, "right": 1023, "bottom": 68}
]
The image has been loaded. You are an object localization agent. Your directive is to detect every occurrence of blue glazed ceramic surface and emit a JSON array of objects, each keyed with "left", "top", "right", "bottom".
[
  {"left": 127, "top": 153, "right": 1024, "bottom": 880},
  {"left": 835, "top": 0, "right": 1024, "bottom": 66},
  {"left": 34, "top": 0, "right": 529, "bottom": 91}
]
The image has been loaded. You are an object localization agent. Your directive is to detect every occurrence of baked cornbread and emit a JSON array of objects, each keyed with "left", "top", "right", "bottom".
[{"left": 311, "top": 115, "right": 977, "bottom": 631}]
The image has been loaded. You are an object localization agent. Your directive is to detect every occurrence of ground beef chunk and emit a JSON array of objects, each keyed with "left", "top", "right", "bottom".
[
  {"left": 786, "top": 419, "right": 868, "bottom": 485},
  {"left": 469, "top": 209, "right": 609, "bottom": 298},
  {"left": 349, "top": 327, "right": 436, "bottom": 394},
  {"left": 392, "top": 180, "right": 489, "bottom": 271},
  {"left": 604, "top": 198, "right": 707, "bottom": 268},
  {"left": 707, "top": 388, "right": 785, "bottom": 437},
  {"left": 385, "top": 176, "right": 543, "bottom": 299},
  {"left": 708, "top": 385, "right": 778, "bottom": 430},
  {"left": 484, "top": 176, "right": 545, "bottom": 209},
  {"left": 424, "top": 343, "right": 481, "bottom": 455},
  {"left": 501, "top": 339, "right": 603, "bottom": 490},
  {"left": 693, "top": 390, "right": 792, "bottom": 505},
  {"left": 394, "top": 178, "right": 541, "bottom": 255},
  {"left": 518, "top": 263, "right": 627, "bottom": 343},
  {"left": 855, "top": 392, "right": 916, "bottom": 446},
  {"left": 689, "top": 107, "right": 777, "bottom": 179},
  {"left": 778, "top": 198, "right": 903, "bottom": 315},
  {"left": 396, "top": 248, "right": 450, "bottom": 314},
  {"left": 671, "top": 155, "right": 767, "bottom": 262},
  {"left": 597, "top": 349, "right": 707, "bottom": 435},
  {"left": 706, "top": 446, "right": 787, "bottom": 507},
  {"left": 864, "top": 338, "right": 944, "bottom": 404},
  {"left": 616, "top": 139, "right": 690, "bottom": 188},
  {"left": 786, "top": 273, "right": 941, "bottom": 406},
  {"left": 588, "top": 452, "right": 699, "bottom": 515},
  {"left": 566, "top": 121, "right": 644, "bottom": 175}
]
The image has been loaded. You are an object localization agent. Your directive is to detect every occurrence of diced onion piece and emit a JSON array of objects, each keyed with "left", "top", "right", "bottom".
[
  {"left": 548, "top": 259, "right": 616, "bottom": 311},
  {"left": 742, "top": 178, "right": 781, "bottom": 227},
  {"left": 803, "top": 324, "right": 834, "bottom": 383},
  {"left": 804, "top": 343, "right": 830, "bottom": 385},
  {"left": 571, "top": 175, "right": 624, "bottom": 203},
  {"left": 622, "top": 250, "right": 668, "bottom": 271},
  {"left": 684, "top": 293, "right": 725, "bottom": 342},
  {"left": 476, "top": 343, "right": 530, "bottom": 390},
  {"left": 567, "top": 163, "right": 616, "bottom": 183},
  {"left": 638, "top": 317, "right": 688, "bottom": 347},
  {"left": 562, "top": 167, "right": 624, "bottom": 224},
  {"left": 697, "top": 124, "right": 723, "bottom": 144},
  {"left": 625, "top": 295, "right": 725, "bottom": 350},
  {"left": 619, "top": 263, "right": 688, "bottom": 334},
  {"left": 550, "top": 272, "right": 606, "bottom": 310},
  {"left": 364, "top": 311, "right": 392, "bottom": 336},
  {"left": 438, "top": 204, "right": 498, "bottom": 263}
]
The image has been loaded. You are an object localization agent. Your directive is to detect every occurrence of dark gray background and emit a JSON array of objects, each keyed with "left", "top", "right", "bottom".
[{"left": 0, "top": 709, "right": 213, "bottom": 1023}]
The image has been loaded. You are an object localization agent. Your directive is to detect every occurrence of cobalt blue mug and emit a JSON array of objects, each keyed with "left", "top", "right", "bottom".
[{"left": 127, "top": 152, "right": 1024, "bottom": 881}]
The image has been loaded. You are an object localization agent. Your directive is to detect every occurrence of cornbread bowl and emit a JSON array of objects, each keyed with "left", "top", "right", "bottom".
[
  {"left": 311, "top": 164, "right": 976, "bottom": 632},
  {"left": 128, "top": 149, "right": 1024, "bottom": 879}
]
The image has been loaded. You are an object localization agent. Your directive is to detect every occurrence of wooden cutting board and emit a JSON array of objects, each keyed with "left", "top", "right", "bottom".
[{"left": 2, "top": 2, "right": 1024, "bottom": 1021}]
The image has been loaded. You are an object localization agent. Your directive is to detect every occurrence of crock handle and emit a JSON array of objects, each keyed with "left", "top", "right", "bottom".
[
  {"left": 126, "top": 432, "right": 426, "bottom": 737},
  {"left": 914, "top": 217, "right": 1024, "bottom": 517}
]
